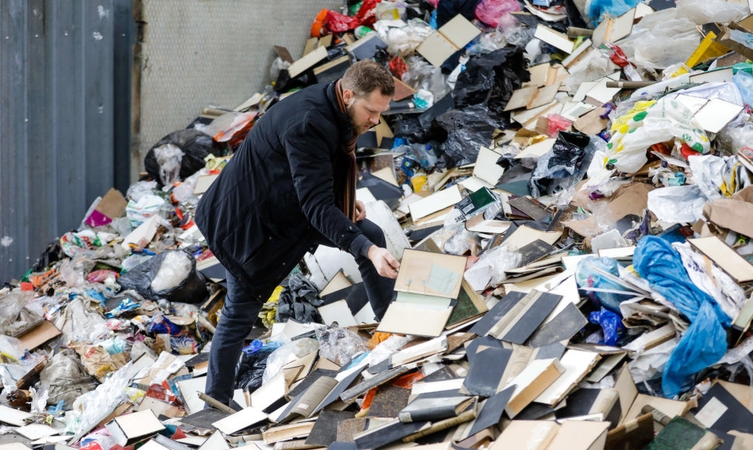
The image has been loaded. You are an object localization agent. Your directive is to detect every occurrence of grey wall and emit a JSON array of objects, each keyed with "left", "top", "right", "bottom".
[
  {"left": 0, "top": 0, "right": 133, "bottom": 283},
  {"left": 134, "top": 0, "right": 340, "bottom": 172}
]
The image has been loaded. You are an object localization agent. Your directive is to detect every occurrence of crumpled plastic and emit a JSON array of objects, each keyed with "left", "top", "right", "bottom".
[
  {"left": 316, "top": 326, "right": 368, "bottom": 367},
  {"left": 646, "top": 185, "right": 706, "bottom": 224},
  {"left": 734, "top": 70, "right": 753, "bottom": 108},
  {"left": 576, "top": 257, "right": 633, "bottom": 314},
  {"left": 235, "top": 342, "right": 279, "bottom": 393},
  {"left": 125, "top": 194, "right": 166, "bottom": 229},
  {"left": 633, "top": 236, "right": 730, "bottom": 397},
  {"left": 586, "top": 0, "right": 642, "bottom": 27},
  {"left": 436, "top": 104, "right": 500, "bottom": 168},
  {"left": 688, "top": 154, "right": 752, "bottom": 201},
  {"left": 262, "top": 338, "right": 319, "bottom": 384},
  {"left": 453, "top": 46, "right": 524, "bottom": 112},
  {"left": 0, "top": 290, "right": 40, "bottom": 338},
  {"left": 144, "top": 129, "right": 217, "bottom": 187},
  {"left": 529, "top": 131, "right": 596, "bottom": 198},
  {"left": 474, "top": 0, "right": 520, "bottom": 27},
  {"left": 276, "top": 273, "right": 324, "bottom": 324},
  {"left": 375, "top": 19, "right": 434, "bottom": 56},
  {"left": 64, "top": 361, "right": 133, "bottom": 436},
  {"left": 617, "top": 8, "right": 699, "bottom": 71},
  {"left": 118, "top": 249, "right": 208, "bottom": 304},
  {"left": 464, "top": 244, "right": 522, "bottom": 291},
  {"left": 604, "top": 97, "right": 709, "bottom": 174},
  {"left": 589, "top": 307, "right": 624, "bottom": 346},
  {"left": 39, "top": 349, "right": 98, "bottom": 409},
  {"left": 675, "top": 0, "right": 749, "bottom": 25}
]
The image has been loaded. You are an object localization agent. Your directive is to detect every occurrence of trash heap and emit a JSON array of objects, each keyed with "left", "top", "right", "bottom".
[{"left": 8, "top": 0, "right": 753, "bottom": 448}]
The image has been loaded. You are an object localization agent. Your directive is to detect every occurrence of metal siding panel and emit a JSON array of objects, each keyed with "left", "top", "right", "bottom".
[
  {"left": 113, "top": 0, "right": 133, "bottom": 195},
  {"left": 83, "top": 0, "right": 115, "bottom": 207},
  {"left": 52, "top": 0, "right": 85, "bottom": 238},
  {"left": 0, "top": 1, "right": 29, "bottom": 281},
  {"left": 26, "top": 0, "right": 51, "bottom": 272}
]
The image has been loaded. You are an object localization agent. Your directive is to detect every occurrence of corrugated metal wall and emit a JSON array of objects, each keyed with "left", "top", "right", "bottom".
[{"left": 0, "top": 0, "right": 133, "bottom": 283}]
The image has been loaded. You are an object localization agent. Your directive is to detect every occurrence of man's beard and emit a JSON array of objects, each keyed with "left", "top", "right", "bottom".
[{"left": 346, "top": 103, "right": 369, "bottom": 135}]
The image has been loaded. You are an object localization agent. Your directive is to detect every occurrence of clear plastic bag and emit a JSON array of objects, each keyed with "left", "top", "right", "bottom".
[
  {"left": 40, "top": 349, "right": 98, "bottom": 409},
  {"left": 646, "top": 185, "right": 706, "bottom": 224},
  {"left": 675, "top": 0, "right": 748, "bottom": 25},
  {"left": 618, "top": 9, "right": 698, "bottom": 71},
  {"left": 576, "top": 256, "right": 633, "bottom": 314},
  {"left": 0, "top": 290, "right": 39, "bottom": 338},
  {"left": 269, "top": 56, "right": 291, "bottom": 81},
  {"left": 151, "top": 143, "right": 183, "bottom": 186},
  {"left": 315, "top": 326, "right": 367, "bottom": 367},
  {"left": 126, "top": 180, "right": 158, "bottom": 202},
  {"left": 379, "top": 19, "right": 434, "bottom": 56},
  {"left": 262, "top": 338, "right": 319, "bottom": 384},
  {"left": 464, "top": 244, "right": 522, "bottom": 291}
]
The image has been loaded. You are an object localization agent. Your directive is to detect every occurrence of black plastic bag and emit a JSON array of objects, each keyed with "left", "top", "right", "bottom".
[
  {"left": 436, "top": 104, "right": 499, "bottom": 168},
  {"left": 276, "top": 273, "right": 323, "bottom": 324},
  {"left": 528, "top": 131, "right": 592, "bottom": 198},
  {"left": 235, "top": 346, "right": 276, "bottom": 392},
  {"left": 119, "top": 249, "right": 208, "bottom": 304},
  {"left": 144, "top": 129, "right": 219, "bottom": 187}
]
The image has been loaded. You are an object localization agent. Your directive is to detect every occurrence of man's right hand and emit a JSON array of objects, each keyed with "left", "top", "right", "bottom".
[{"left": 367, "top": 246, "right": 400, "bottom": 279}]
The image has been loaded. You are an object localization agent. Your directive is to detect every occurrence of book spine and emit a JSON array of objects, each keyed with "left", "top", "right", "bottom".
[{"left": 401, "top": 409, "right": 477, "bottom": 443}]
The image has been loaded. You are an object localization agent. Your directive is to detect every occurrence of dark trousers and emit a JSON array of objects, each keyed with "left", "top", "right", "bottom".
[{"left": 205, "top": 219, "right": 394, "bottom": 406}]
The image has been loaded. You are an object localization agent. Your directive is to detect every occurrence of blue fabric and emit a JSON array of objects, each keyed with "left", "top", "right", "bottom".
[{"left": 633, "top": 236, "right": 729, "bottom": 397}]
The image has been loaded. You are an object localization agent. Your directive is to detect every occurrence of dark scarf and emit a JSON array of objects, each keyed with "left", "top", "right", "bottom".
[{"left": 334, "top": 80, "right": 359, "bottom": 222}]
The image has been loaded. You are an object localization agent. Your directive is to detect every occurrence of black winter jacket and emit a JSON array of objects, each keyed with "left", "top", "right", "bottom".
[{"left": 195, "top": 82, "right": 372, "bottom": 290}]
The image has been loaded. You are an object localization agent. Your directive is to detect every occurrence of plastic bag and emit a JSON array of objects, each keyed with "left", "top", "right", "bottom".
[
  {"left": 464, "top": 244, "right": 522, "bottom": 291},
  {"left": 64, "top": 361, "right": 133, "bottom": 436},
  {"left": 529, "top": 131, "right": 593, "bottom": 198},
  {"left": 316, "top": 326, "right": 368, "bottom": 367},
  {"left": 125, "top": 194, "right": 165, "bottom": 229},
  {"left": 144, "top": 129, "right": 217, "bottom": 187},
  {"left": 454, "top": 46, "right": 523, "bottom": 111},
  {"left": 118, "top": 250, "right": 208, "bottom": 304},
  {"left": 39, "top": 349, "right": 98, "bottom": 409},
  {"left": 589, "top": 307, "right": 623, "bottom": 346},
  {"left": 675, "top": 0, "right": 748, "bottom": 25},
  {"left": 262, "top": 338, "right": 319, "bottom": 384},
  {"left": 126, "top": 180, "right": 158, "bottom": 202},
  {"left": 235, "top": 342, "right": 279, "bottom": 393},
  {"left": 275, "top": 273, "right": 324, "bottom": 324},
  {"left": 734, "top": 70, "right": 753, "bottom": 108},
  {"left": 633, "top": 236, "right": 730, "bottom": 397},
  {"left": 576, "top": 257, "right": 633, "bottom": 314},
  {"left": 688, "top": 154, "right": 751, "bottom": 201},
  {"left": 617, "top": 9, "right": 698, "bottom": 71},
  {"left": 563, "top": 50, "right": 618, "bottom": 94},
  {"left": 474, "top": 0, "right": 520, "bottom": 27},
  {"left": 646, "top": 185, "right": 706, "bottom": 224},
  {"left": 436, "top": 104, "right": 499, "bottom": 168},
  {"left": 377, "top": 19, "right": 434, "bottom": 56},
  {"left": 603, "top": 97, "right": 709, "bottom": 174},
  {"left": 0, "top": 290, "right": 40, "bottom": 338}
]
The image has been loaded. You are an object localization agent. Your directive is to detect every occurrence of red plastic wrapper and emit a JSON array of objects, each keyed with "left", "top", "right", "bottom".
[
  {"left": 145, "top": 381, "right": 183, "bottom": 407},
  {"left": 607, "top": 43, "right": 630, "bottom": 68},
  {"left": 325, "top": 10, "right": 355, "bottom": 33},
  {"left": 86, "top": 269, "right": 119, "bottom": 284},
  {"left": 324, "top": 0, "right": 380, "bottom": 34},
  {"left": 389, "top": 53, "right": 409, "bottom": 78},
  {"left": 475, "top": 0, "right": 521, "bottom": 27},
  {"left": 547, "top": 114, "right": 573, "bottom": 137}
]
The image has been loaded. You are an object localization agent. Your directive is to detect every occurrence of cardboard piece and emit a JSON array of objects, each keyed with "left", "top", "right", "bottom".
[
  {"left": 105, "top": 409, "right": 166, "bottom": 447},
  {"left": 85, "top": 188, "right": 127, "bottom": 227},
  {"left": 704, "top": 185, "right": 753, "bottom": 239},
  {"left": 534, "top": 25, "right": 574, "bottom": 53},
  {"left": 565, "top": 182, "right": 654, "bottom": 238},
  {"left": 409, "top": 184, "right": 462, "bottom": 221},
  {"left": 504, "top": 84, "right": 561, "bottom": 111},
  {"left": 287, "top": 45, "right": 328, "bottom": 79},
  {"left": 212, "top": 407, "right": 268, "bottom": 434},
  {"left": 534, "top": 350, "right": 601, "bottom": 407},
  {"left": 688, "top": 236, "right": 753, "bottom": 283},
  {"left": 17, "top": 320, "right": 61, "bottom": 351},
  {"left": 417, "top": 15, "right": 480, "bottom": 67},
  {"left": 591, "top": 8, "right": 635, "bottom": 47},
  {"left": 394, "top": 249, "right": 466, "bottom": 299}
]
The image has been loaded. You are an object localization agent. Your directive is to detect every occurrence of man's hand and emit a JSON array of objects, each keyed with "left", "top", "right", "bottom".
[
  {"left": 355, "top": 200, "right": 367, "bottom": 222},
  {"left": 367, "top": 245, "right": 400, "bottom": 279}
]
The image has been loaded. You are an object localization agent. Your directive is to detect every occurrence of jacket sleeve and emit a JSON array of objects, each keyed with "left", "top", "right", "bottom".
[{"left": 283, "top": 114, "right": 373, "bottom": 257}]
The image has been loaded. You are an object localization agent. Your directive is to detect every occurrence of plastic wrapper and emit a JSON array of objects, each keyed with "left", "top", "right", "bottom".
[
  {"left": 144, "top": 129, "right": 218, "bottom": 187},
  {"left": 734, "top": 70, "right": 753, "bottom": 108},
  {"left": 563, "top": 50, "right": 618, "bottom": 94},
  {"left": 126, "top": 180, "right": 158, "bottom": 202},
  {"left": 64, "top": 361, "right": 133, "bottom": 436},
  {"left": 717, "top": 119, "right": 753, "bottom": 154},
  {"left": 688, "top": 154, "right": 751, "bottom": 201},
  {"left": 474, "top": 0, "right": 520, "bottom": 27},
  {"left": 172, "top": 170, "right": 204, "bottom": 206},
  {"left": 529, "top": 131, "right": 594, "bottom": 198},
  {"left": 0, "top": 290, "right": 40, "bottom": 338},
  {"left": 364, "top": 334, "right": 413, "bottom": 367},
  {"left": 269, "top": 56, "right": 291, "bottom": 82},
  {"left": 262, "top": 338, "right": 319, "bottom": 384},
  {"left": 54, "top": 298, "right": 110, "bottom": 345},
  {"left": 634, "top": 236, "right": 730, "bottom": 397},
  {"left": 464, "top": 244, "right": 522, "bottom": 291},
  {"left": 125, "top": 194, "right": 165, "bottom": 229},
  {"left": 376, "top": 19, "right": 434, "bottom": 56},
  {"left": 604, "top": 97, "right": 709, "bottom": 174},
  {"left": 436, "top": 104, "right": 499, "bottom": 168},
  {"left": 675, "top": 0, "right": 748, "bottom": 25},
  {"left": 617, "top": 8, "right": 698, "bottom": 71},
  {"left": 589, "top": 307, "right": 623, "bottom": 346},
  {"left": 376, "top": 1, "right": 406, "bottom": 20},
  {"left": 646, "top": 185, "right": 706, "bottom": 224},
  {"left": 402, "top": 56, "right": 450, "bottom": 101},
  {"left": 628, "top": 337, "right": 678, "bottom": 385},
  {"left": 201, "top": 111, "right": 257, "bottom": 146},
  {"left": 40, "top": 349, "right": 98, "bottom": 409},
  {"left": 60, "top": 230, "right": 106, "bottom": 258},
  {"left": 436, "top": 223, "right": 480, "bottom": 255},
  {"left": 275, "top": 273, "right": 324, "bottom": 324},
  {"left": 316, "top": 326, "right": 368, "bottom": 367},
  {"left": 576, "top": 257, "right": 633, "bottom": 314},
  {"left": 0, "top": 352, "right": 46, "bottom": 393},
  {"left": 0, "top": 335, "right": 26, "bottom": 363},
  {"left": 586, "top": 0, "right": 642, "bottom": 26},
  {"left": 118, "top": 249, "right": 208, "bottom": 304}
]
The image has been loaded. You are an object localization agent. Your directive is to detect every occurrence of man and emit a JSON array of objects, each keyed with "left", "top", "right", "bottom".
[{"left": 195, "top": 60, "right": 400, "bottom": 407}]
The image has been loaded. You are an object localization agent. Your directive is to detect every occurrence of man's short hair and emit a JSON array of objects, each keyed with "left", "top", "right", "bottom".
[{"left": 341, "top": 60, "right": 395, "bottom": 98}]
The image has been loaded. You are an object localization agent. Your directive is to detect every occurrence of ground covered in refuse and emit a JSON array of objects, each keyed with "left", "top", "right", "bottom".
[{"left": 5, "top": 0, "right": 753, "bottom": 449}]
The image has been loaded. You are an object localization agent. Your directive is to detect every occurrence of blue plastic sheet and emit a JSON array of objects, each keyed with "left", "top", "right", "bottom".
[
  {"left": 587, "top": 0, "right": 643, "bottom": 27},
  {"left": 733, "top": 70, "right": 753, "bottom": 108},
  {"left": 589, "top": 307, "right": 623, "bottom": 346},
  {"left": 633, "top": 236, "right": 730, "bottom": 397}
]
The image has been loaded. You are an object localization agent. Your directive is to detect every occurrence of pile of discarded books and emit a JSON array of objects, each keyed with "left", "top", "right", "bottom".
[{"left": 8, "top": 0, "right": 753, "bottom": 448}]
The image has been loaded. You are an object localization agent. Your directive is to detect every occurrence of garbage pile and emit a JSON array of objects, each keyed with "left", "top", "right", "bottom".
[{"left": 7, "top": 0, "right": 753, "bottom": 448}]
